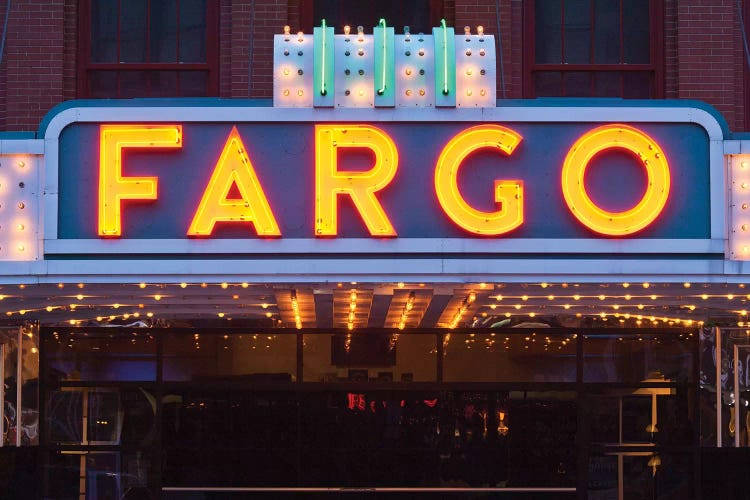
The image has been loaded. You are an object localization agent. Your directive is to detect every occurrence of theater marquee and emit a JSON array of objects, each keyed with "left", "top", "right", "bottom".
[{"left": 0, "top": 99, "right": 724, "bottom": 282}]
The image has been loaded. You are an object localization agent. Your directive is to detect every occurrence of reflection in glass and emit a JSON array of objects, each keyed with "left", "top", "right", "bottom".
[
  {"left": 444, "top": 333, "right": 576, "bottom": 382},
  {"left": 119, "top": 71, "right": 149, "bottom": 98},
  {"left": 44, "top": 450, "right": 153, "bottom": 499},
  {"left": 564, "top": 72, "right": 591, "bottom": 97},
  {"left": 47, "top": 389, "right": 83, "bottom": 444},
  {"left": 163, "top": 332, "right": 296, "bottom": 381},
  {"left": 90, "top": 0, "right": 118, "bottom": 62},
  {"left": 623, "top": 0, "right": 650, "bottom": 64},
  {"left": 593, "top": 71, "right": 620, "bottom": 97},
  {"left": 534, "top": 71, "right": 563, "bottom": 97},
  {"left": 304, "top": 333, "right": 436, "bottom": 382},
  {"left": 535, "top": 0, "right": 562, "bottom": 63},
  {"left": 622, "top": 72, "right": 651, "bottom": 99},
  {"left": 44, "top": 331, "right": 156, "bottom": 382},
  {"left": 120, "top": 0, "right": 148, "bottom": 62},
  {"left": 150, "top": 0, "right": 178, "bottom": 62},
  {"left": 88, "top": 389, "right": 122, "bottom": 444},
  {"left": 162, "top": 391, "right": 298, "bottom": 487},
  {"left": 593, "top": 0, "right": 620, "bottom": 63},
  {"left": 564, "top": 0, "right": 591, "bottom": 64},
  {"left": 584, "top": 333, "right": 694, "bottom": 384},
  {"left": 179, "top": 71, "right": 209, "bottom": 97},
  {"left": 179, "top": 0, "right": 207, "bottom": 62}
]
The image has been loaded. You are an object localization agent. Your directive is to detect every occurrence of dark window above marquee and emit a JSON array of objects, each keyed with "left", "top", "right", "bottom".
[
  {"left": 78, "top": 0, "right": 219, "bottom": 98},
  {"left": 524, "top": 0, "right": 663, "bottom": 98},
  {"left": 300, "top": 0, "right": 445, "bottom": 34}
]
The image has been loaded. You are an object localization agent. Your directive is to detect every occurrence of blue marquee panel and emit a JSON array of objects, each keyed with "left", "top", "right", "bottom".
[{"left": 57, "top": 121, "right": 710, "bottom": 240}]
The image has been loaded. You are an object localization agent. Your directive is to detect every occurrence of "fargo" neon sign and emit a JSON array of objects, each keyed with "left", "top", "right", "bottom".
[{"left": 98, "top": 123, "right": 670, "bottom": 239}]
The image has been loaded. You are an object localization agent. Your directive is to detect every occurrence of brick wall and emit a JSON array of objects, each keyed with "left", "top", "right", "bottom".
[
  {"left": 249, "top": 0, "right": 288, "bottom": 98},
  {"left": 0, "top": 1, "right": 7, "bottom": 130},
  {"left": 229, "top": 0, "right": 253, "bottom": 97},
  {"left": 508, "top": 0, "right": 522, "bottom": 98},
  {"left": 229, "top": 0, "right": 287, "bottom": 98},
  {"left": 220, "top": 0, "right": 233, "bottom": 97},
  {"left": 664, "top": 0, "right": 678, "bottom": 99},
  {"left": 2, "top": 0, "right": 64, "bottom": 131},
  {"left": 676, "top": 0, "right": 745, "bottom": 130},
  {"left": 1, "top": 1, "right": 750, "bottom": 131},
  {"left": 62, "top": 0, "right": 76, "bottom": 102},
  {"left": 450, "top": 0, "right": 520, "bottom": 99}
]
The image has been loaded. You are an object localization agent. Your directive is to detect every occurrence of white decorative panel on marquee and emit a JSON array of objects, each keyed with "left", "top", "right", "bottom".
[
  {"left": 273, "top": 21, "right": 496, "bottom": 108},
  {"left": 273, "top": 27, "right": 314, "bottom": 107},
  {"left": 0, "top": 154, "right": 39, "bottom": 261},
  {"left": 729, "top": 154, "right": 750, "bottom": 260}
]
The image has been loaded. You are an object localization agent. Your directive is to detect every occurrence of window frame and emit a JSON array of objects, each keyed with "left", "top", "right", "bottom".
[
  {"left": 76, "top": 0, "right": 220, "bottom": 98},
  {"left": 523, "top": 0, "right": 664, "bottom": 99}
]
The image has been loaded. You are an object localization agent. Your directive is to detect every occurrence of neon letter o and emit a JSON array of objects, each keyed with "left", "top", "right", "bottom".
[{"left": 561, "top": 124, "right": 670, "bottom": 236}]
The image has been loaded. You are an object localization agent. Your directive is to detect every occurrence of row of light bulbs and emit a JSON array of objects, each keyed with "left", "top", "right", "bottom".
[
  {"left": 0, "top": 158, "right": 32, "bottom": 257},
  {"left": 284, "top": 24, "right": 486, "bottom": 39},
  {"left": 734, "top": 158, "right": 750, "bottom": 256},
  {"left": 8, "top": 280, "right": 747, "bottom": 289}
]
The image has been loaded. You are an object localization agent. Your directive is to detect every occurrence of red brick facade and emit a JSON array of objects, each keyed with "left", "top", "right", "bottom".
[
  {"left": 0, "top": 0, "right": 749, "bottom": 131},
  {"left": 1, "top": 0, "right": 65, "bottom": 131}
]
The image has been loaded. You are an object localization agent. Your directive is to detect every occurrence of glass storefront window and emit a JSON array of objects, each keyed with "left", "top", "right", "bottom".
[
  {"left": 44, "top": 329, "right": 156, "bottom": 382},
  {"left": 44, "top": 450, "right": 154, "bottom": 499},
  {"left": 504, "top": 391, "right": 577, "bottom": 487},
  {"left": 587, "top": 390, "right": 695, "bottom": 448},
  {"left": 36, "top": 326, "right": 698, "bottom": 494},
  {"left": 443, "top": 333, "right": 577, "bottom": 382},
  {"left": 46, "top": 387, "right": 155, "bottom": 447},
  {"left": 303, "top": 332, "right": 437, "bottom": 382},
  {"left": 584, "top": 332, "right": 695, "bottom": 384},
  {"left": 2, "top": 326, "right": 39, "bottom": 446},
  {"left": 709, "top": 327, "right": 750, "bottom": 447},
  {"left": 162, "top": 390, "right": 298, "bottom": 487},
  {"left": 162, "top": 332, "right": 296, "bottom": 382},
  {"left": 587, "top": 452, "right": 694, "bottom": 499}
]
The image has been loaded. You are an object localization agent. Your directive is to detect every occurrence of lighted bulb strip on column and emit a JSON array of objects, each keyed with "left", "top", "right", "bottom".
[
  {"left": 373, "top": 19, "right": 395, "bottom": 106},
  {"left": 730, "top": 155, "right": 750, "bottom": 259},
  {"left": 434, "top": 19, "right": 456, "bottom": 107},
  {"left": 0, "top": 155, "right": 38, "bottom": 261},
  {"left": 314, "top": 20, "right": 334, "bottom": 107}
]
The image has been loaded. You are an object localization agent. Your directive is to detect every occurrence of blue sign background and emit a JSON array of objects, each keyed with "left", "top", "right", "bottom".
[{"left": 57, "top": 121, "right": 710, "bottom": 239}]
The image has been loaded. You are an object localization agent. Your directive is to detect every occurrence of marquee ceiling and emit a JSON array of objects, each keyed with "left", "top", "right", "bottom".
[{"left": 0, "top": 281, "right": 746, "bottom": 328}]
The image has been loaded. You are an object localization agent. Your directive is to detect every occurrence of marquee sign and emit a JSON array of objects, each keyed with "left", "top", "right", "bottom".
[
  {"left": 38, "top": 101, "right": 724, "bottom": 265},
  {"left": 0, "top": 21, "right": 737, "bottom": 282},
  {"left": 91, "top": 122, "right": 674, "bottom": 239}
]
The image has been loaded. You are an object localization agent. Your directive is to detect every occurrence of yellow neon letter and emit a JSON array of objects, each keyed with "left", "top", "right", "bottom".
[
  {"left": 561, "top": 124, "right": 670, "bottom": 236},
  {"left": 188, "top": 126, "right": 280, "bottom": 237},
  {"left": 315, "top": 124, "right": 398, "bottom": 236},
  {"left": 434, "top": 124, "right": 524, "bottom": 235},
  {"left": 99, "top": 124, "right": 182, "bottom": 237}
]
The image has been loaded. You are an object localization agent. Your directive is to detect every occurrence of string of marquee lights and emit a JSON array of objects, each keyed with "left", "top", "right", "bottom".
[
  {"left": 3, "top": 280, "right": 750, "bottom": 328},
  {"left": 443, "top": 291, "right": 478, "bottom": 354},
  {"left": 389, "top": 291, "right": 416, "bottom": 350},
  {"left": 344, "top": 289, "right": 358, "bottom": 353}
]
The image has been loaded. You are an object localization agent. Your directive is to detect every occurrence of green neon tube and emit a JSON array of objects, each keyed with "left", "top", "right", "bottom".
[
  {"left": 441, "top": 19, "right": 449, "bottom": 95},
  {"left": 377, "top": 18, "right": 387, "bottom": 96},
  {"left": 320, "top": 19, "right": 327, "bottom": 96}
]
